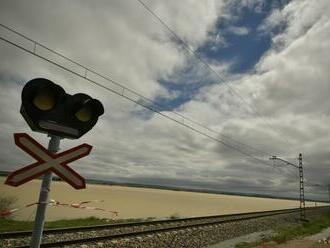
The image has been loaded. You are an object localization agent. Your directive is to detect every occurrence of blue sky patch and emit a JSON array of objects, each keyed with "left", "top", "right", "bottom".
[
  {"left": 156, "top": 78, "right": 210, "bottom": 111},
  {"left": 198, "top": 3, "right": 277, "bottom": 74},
  {"left": 151, "top": 1, "right": 289, "bottom": 112}
]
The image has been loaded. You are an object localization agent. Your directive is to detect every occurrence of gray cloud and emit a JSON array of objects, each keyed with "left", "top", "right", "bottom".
[{"left": 0, "top": 0, "right": 329, "bottom": 202}]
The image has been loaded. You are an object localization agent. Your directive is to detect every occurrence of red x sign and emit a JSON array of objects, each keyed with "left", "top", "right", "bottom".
[{"left": 5, "top": 133, "right": 92, "bottom": 189}]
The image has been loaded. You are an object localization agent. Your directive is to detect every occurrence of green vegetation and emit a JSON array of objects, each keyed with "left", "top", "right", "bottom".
[
  {"left": 236, "top": 212, "right": 330, "bottom": 248},
  {"left": 0, "top": 216, "right": 153, "bottom": 232},
  {"left": 0, "top": 214, "right": 180, "bottom": 232},
  {"left": 273, "top": 213, "right": 330, "bottom": 243},
  {"left": 0, "top": 218, "right": 36, "bottom": 232}
]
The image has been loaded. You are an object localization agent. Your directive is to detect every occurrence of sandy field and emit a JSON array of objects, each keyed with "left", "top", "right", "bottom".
[{"left": 0, "top": 177, "right": 327, "bottom": 221}]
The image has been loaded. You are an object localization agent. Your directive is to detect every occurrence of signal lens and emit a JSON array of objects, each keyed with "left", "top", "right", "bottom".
[
  {"left": 75, "top": 106, "right": 92, "bottom": 122},
  {"left": 33, "top": 88, "right": 55, "bottom": 110}
]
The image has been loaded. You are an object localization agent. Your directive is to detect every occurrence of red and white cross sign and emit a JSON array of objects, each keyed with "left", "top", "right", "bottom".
[{"left": 5, "top": 133, "right": 92, "bottom": 189}]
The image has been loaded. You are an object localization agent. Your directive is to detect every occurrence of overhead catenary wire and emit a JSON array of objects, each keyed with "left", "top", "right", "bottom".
[
  {"left": 136, "top": 0, "right": 293, "bottom": 152},
  {"left": 0, "top": 23, "right": 326, "bottom": 201},
  {"left": 0, "top": 23, "right": 270, "bottom": 159},
  {"left": 0, "top": 23, "right": 279, "bottom": 169}
]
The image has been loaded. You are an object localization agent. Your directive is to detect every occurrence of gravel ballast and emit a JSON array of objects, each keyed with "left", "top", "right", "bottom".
[{"left": 1, "top": 207, "right": 329, "bottom": 248}]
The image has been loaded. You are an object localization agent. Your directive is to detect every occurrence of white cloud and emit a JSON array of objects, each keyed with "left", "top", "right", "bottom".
[
  {"left": 0, "top": 0, "right": 228, "bottom": 178},
  {"left": 210, "top": 33, "right": 229, "bottom": 50},
  {"left": 227, "top": 26, "right": 250, "bottom": 36},
  {"left": 0, "top": 0, "right": 329, "bottom": 201},
  {"left": 259, "top": 0, "right": 330, "bottom": 50},
  {"left": 174, "top": 0, "right": 330, "bottom": 198},
  {"left": 143, "top": 0, "right": 226, "bottom": 49}
]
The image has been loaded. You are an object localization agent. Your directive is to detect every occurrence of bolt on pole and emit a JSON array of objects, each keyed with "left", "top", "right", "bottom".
[{"left": 30, "top": 135, "right": 60, "bottom": 248}]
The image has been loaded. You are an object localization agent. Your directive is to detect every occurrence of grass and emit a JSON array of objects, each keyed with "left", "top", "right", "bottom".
[
  {"left": 236, "top": 212, "right": 330, "bottom": 248},
  {"left": 0, "top": 195, "right": 160, "bottom": 232},
  {"left": 0, "top": 216, "right": 152, "bottom": 232},
  {"left": 0, "top": 209, "right": 184, "bottom": 233}
]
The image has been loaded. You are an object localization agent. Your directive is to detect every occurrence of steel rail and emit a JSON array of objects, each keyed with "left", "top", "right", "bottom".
[
  {"left": 14, "top": 209, "right": 306, "bottom": 247},
  {"left": 3, "top": 206, "right": 329, "bottom": 247},
  {"left": 0, "top": 207, "right": 308, "bottom": 239}
]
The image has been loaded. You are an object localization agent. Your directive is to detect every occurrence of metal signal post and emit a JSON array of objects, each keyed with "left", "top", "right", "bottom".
[
  {"left": 5, "top": 78, "right": 104, "bottom": 248},
  {"left": 30, "top": 135, "right": 60, "bottom": 248},
  {"left": 270, "top": 153, "right": 306, "bottom": 220}
]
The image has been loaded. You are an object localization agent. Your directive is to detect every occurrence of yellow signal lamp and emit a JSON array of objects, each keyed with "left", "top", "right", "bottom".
[
  {"left": 33, "top": 88, "right": 56, "bottom": 111},
  {"left": 21, "top": 78, "right": 104, "bottom": 139},
  {"left": 75, "top": 105, "right": 92, "bottom": 122}
]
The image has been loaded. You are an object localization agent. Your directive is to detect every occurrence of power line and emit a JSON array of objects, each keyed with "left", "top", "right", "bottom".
[
  {"left": 136, "top": 0, "right": 293, "bottom": 152},
  {"left": 0, "top": 23, "right": 280, "bottom": 169},
  {"left": 0, "top": 22, "right": 271, "bottom": 159},
  {"left": 0, "top": 24, "right": 323, "bottom": 201}
]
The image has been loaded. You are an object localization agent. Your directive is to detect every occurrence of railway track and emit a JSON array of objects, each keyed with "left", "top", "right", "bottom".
[{"left": 1, "top": 206, "right": 329, "bottom": 247}]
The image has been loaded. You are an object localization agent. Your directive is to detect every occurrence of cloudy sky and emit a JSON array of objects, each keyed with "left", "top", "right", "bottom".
[{"left": 0, "top": 0, "right": 329, "bottom": 201}]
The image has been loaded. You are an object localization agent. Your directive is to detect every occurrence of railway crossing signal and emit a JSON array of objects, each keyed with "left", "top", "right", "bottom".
[
  {"left": 5, "top": 78, "right": 104, "bottom": 248},
  {"left": 5, "top": 133, "right": 91, "bottom": 189}
]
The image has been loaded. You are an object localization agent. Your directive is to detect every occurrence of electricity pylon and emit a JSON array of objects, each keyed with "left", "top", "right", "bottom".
[{"left": 270, "top": 153, "right": 306, "bottom": 221}]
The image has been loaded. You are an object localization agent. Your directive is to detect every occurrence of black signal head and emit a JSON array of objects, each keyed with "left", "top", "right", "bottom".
[{"left": 20, "top": 78, "right": 104, "bottom": 139}]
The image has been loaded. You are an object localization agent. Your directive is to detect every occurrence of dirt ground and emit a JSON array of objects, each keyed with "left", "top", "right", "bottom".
[
  {"left": 257, "top": 240, "right": 330, "bottom": 248},
  {"left": 210, "top": 228, "right": 330, "bottom": 248},
  {"left": 1, "top": 177, "right": 326, "bottom": 221},
  {"left": 257, "top": 227, "right": 330, "bottom": 248}
]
